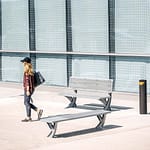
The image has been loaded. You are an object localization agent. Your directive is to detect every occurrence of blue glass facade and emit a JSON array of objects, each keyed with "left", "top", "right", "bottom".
[{"left": 0, "top": 0, "right": 150, "bottom": 93}]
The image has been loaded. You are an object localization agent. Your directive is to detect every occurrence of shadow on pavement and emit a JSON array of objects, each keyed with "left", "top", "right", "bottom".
[
  {"left": 76, "top": 103, "right": 133, "bottom": 111},
  {"left": 55, "top": 124, "right": 122, "bottom": 138}
]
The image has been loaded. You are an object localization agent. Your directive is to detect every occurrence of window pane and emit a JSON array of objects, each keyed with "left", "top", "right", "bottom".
[
  {"left": 115, "top": 0, "right": 150, "bottom": 53},
  {"left": 115, "top": 57, "right": 150, "bottom": 93},
  {"left": 72, "top": 56, "right": 109, "bottom": 79},
  {"left": 35, "top": 0, "right": 66, "bottom": 51},
  {"left": 71, "top": 0, "right": 108, "bottom": 53},
  {"left": 2, "top": 0, "right": 29, "bottom": 50},
  {"left": 36, "top": 54, "right": 67, "bottom": 86},
  {"left": 2, "top": 53, "right": 25, "bottom": 82}
]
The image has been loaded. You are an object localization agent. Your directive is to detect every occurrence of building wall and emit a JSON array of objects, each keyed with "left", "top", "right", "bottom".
[{"left": 0, "top": 0, "right": 150, "bottom": 93}]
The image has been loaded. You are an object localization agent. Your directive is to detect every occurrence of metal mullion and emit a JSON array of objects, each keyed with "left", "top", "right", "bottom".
[
  {"left": 28, "top": 0, "right": 36, "bottom": 69},
  {"left": 108, "top": 0, "right": 115, "bottom": 88},
  {"left": 0, "top": 0, "right": 2, "bottom": 81},
  {"left": 66, "top": 0, "right": 73, "bottom": 86}
]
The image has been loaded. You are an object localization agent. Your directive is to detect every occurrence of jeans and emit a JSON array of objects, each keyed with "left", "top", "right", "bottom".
[{"left": 24, "top": 91, "right": 37, "bottom": 117}]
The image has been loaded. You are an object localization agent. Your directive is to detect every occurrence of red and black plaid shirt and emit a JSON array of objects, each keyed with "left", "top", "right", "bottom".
[{"left": 23, "top": 73, "right": 35, "bottom": 93}]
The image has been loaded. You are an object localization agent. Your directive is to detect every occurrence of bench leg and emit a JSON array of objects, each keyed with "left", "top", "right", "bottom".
[
  {"left": 65, "top": 96, "right": 77, "bottom": 108},
  {"left": 99, "top": 97, "right": 111, "bottom": 111},
  {"left": 96, "top": 114, "right": 106, "bottom": 128},
  {"left": 47, "top": 122, "right": 57, "bottom": 138}
]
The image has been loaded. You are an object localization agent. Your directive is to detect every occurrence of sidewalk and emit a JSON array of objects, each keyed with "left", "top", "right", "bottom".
[{"left": 0, "top": 82, "right": 150, "bottom": 150}]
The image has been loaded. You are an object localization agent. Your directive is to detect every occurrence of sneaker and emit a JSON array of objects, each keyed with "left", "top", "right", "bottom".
[
  {"left": 37, "top": 109, "right": 43, "bottom": 120},
  {"left": 21, "top": 118, "right": 32, "bottom": 122}
]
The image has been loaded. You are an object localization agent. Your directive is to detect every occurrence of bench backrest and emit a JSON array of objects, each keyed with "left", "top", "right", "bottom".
[{"left": 69, "top": 77, "right": 113, "bottom": 93}]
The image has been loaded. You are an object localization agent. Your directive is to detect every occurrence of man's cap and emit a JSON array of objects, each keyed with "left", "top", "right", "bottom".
[{"left": 20, "top": 57, "right": 31, "bottom": 63}]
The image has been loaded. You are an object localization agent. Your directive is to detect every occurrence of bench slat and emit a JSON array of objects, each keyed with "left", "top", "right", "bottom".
[
  {"left": 62, "top": 91, "right": 110, "bottom": 99},
  {"left": 70, "top": 77, "right": 113, "bottom": 93},
  {"left": 41, "top": 110, "right": 110, "bottom": 123}
]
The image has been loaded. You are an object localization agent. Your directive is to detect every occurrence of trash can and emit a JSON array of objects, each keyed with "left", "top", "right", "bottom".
[{"left": 139, "top": 80, "right": 147, "bottom": 114}]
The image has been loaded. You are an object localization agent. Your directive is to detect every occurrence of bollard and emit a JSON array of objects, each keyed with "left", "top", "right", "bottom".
[{"left": 139, "top": 80, "right": 147, "bottom": 114}]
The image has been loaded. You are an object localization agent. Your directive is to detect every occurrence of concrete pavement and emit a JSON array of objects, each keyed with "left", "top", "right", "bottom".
[{"left": 0, "top": 82, "right": 150, "bottom": 150}]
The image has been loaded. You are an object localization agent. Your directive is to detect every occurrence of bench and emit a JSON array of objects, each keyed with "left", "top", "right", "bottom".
[
  {"left": 40, "top": 109, "right": 110, "bottom": 138},
  {"left": 61, "top": 77, "right": 113, "bottom": 110}
]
